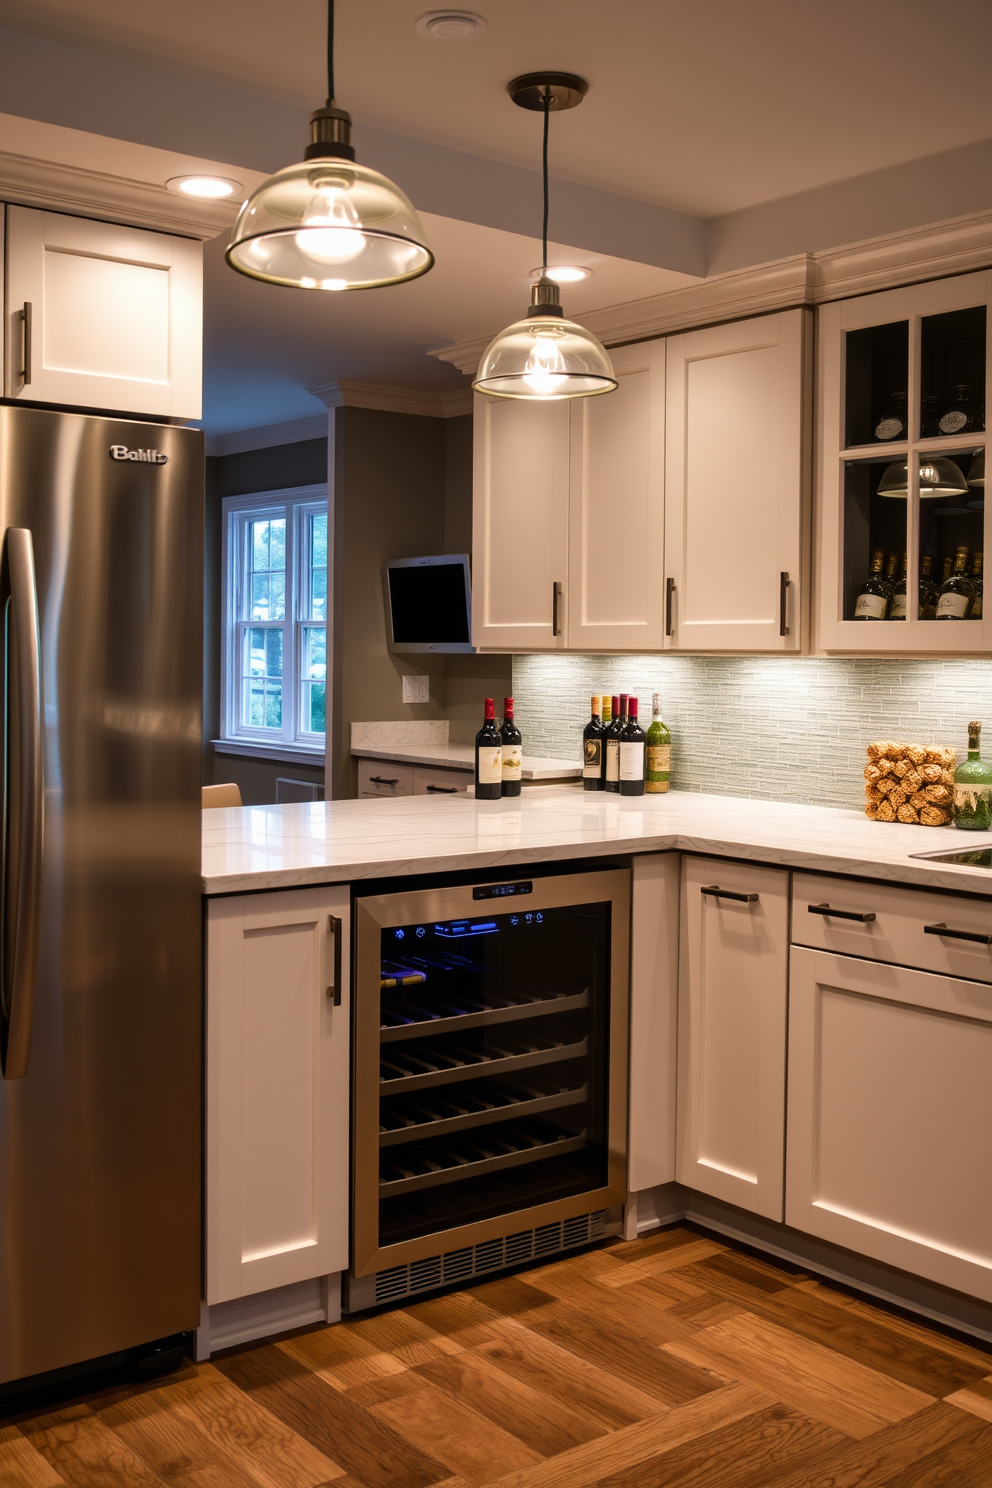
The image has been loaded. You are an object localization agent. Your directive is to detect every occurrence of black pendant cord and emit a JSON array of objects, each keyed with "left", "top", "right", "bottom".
[
  {"left": 327, "top": 0, "right": 335, "bottom": 102},
  {"left": 541, "top": 90, "right": 550, "bottom": 273}
]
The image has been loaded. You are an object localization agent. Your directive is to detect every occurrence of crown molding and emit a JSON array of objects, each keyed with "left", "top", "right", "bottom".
[
  {"left": 431, "top": 208, "right": 992, "bottom": 372},
  {"left": 307, "top": 381, "right": 472, "bottom": 417},
  {"left": 205, "top": 414, "right": 329, "bottom": 458}
]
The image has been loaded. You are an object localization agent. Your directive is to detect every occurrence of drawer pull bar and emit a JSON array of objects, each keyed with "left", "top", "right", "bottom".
[
  {"left": 808, "top": 903, "right": 876, "bottom": 923},
  {"left": 369, "top": 776, "right": 399, "bottom": 785},
  {"left": 923, "top": 922, "right": 992, "bottom": 945},
  {"left": 701, "top": 885, "right": 758, "bottom": 904},
  {"left": 426, "top": 784, "right": 458, "bottom": 793}
]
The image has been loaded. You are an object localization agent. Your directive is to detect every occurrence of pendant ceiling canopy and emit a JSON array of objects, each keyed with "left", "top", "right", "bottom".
[
  {"left": 227, "top": 1, "right": 433, "bottom": 291},
  {"left": 473, "top": 73, "right": 617, "bottom": 401}
]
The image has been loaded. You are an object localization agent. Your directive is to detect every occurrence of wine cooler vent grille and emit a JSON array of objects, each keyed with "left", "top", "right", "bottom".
[{"left": 372, "top": 1210, "right": 608, "bottom": 1306}]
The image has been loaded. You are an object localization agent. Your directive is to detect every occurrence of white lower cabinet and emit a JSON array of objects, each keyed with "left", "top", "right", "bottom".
[
  {"left": 676, "top": 856, "right": 790, "bottom": 1219},
  {"left": 206, "top": 886, "right": 350, "bottom": 1306},
  {"left": 787, "top": 945, "right": 992, "bottom": 1303}
]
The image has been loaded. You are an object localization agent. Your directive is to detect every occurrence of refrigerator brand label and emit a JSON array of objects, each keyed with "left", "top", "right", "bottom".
[{"left": 109, "top": 445, "right": 168, "bottom": 464}]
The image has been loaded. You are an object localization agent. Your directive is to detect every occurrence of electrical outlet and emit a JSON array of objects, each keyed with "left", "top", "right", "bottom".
[{"left": 402, "top": 675, "right": 429, "bottom": 704}]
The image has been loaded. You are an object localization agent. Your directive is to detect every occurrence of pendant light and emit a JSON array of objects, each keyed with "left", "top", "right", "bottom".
[
  {"left": 473, "top": 73, "right": 617, "bottom": 400},
  {"left": 226, "top": 0, "right": 433, "bottom": 291},
  {"left": 877, "top": 456, "right": 969, "bottom": 498}
]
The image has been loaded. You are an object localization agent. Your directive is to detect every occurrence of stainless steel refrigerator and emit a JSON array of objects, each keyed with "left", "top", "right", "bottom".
[{"left": 0, "top": 405, "right": 203, "bottom": 1391}]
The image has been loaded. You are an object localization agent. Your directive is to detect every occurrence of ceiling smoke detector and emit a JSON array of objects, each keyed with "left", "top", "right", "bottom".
[{"left": 416, "top": 11, "right": 487, "bottom": 40}]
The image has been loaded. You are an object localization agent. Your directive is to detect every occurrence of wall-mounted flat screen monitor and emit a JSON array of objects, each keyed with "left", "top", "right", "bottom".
[{"left": 385, "top": 554, "right": 474, "bottom": 653}]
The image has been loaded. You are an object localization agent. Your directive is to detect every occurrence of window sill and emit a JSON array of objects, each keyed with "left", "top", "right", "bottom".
[{"left": 211, "top": 738, "right": 325, "bottom": 767}]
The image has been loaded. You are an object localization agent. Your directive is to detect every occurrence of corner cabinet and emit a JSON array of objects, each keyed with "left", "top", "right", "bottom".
[
  {"left": 816, "top": 271, "right": 990, "bottom": 652},
  {"left": 664, "top": 310, "right": 810, "bottom": 651},
  {"left": 205, "top": 886, "right": 350, "bottom": 1306},
  {"left": 3, "top": 204, "right": 202, "bottom": 419}
]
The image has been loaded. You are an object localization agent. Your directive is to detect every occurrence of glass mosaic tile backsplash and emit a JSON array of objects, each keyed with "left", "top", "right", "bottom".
[{"left": 512, "top": 654, "right": 992, "bottom": 811}]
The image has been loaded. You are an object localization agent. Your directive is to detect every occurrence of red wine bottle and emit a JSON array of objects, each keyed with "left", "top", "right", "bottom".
[
  {"left": 583, "top": 695, "right": 606, "bottom": 792},
  {"left": 619, "top": 696, "right": 646, "bottom": 796},
  {"left": 475, "top": 698, "right": 503, "bottom": 801},
  {"left": 500, "top": 697, "right": 522, "bottom": 797},
  {"left": 604, "top": 694, "right": 626, "bottom": 794}
]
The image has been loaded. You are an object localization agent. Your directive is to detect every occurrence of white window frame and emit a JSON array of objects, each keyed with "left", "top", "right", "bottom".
[{"left": 220, "top": 484, "right": 328, "bottom": 755}]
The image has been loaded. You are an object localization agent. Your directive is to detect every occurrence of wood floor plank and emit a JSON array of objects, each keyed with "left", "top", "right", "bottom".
[
  {"left": 480, "top": 1382, "right": 771, "bottom": 1488},
  {"left": 0, "top": 1427, "right": 66, "bottom": 1488},
  {"left": 371, "top": 1379, "right": 543, "bottom": 1486},
  {"left": 511, "top": 1267, "right": 701, "bottom": 1346},
  {"left": 605, "top": 1228, "right": 718, "bottom": 1265},
  {"left": 526, "top": 1300, "right": 725, "bottom": 1407},
  {"left": 791, "top": 1278, "right": 992, "bottom": 1372},
  {"left": 343, "top": 1309, "right": 458, "bottom": 1368},
  {"left": 401, "top": 1293, "right": 499, "bottom": 1352},
  {"left": 97, "top": 1386, "right": 265, "bottom": 1487},
  {"left": 874, "top": 1410, "right": 992, "bottom": 1487},
  {"left": 593, "top": 1402, "right": 847, "bottom": 1488},
  {"left": 414, "top": 1350, "right": 607, "bottom": 1457},
  {"left": 665, "top": 1312, "right": 934, "bottom": 1440},
  {"left": 944, "top": 1381, "right": 992, "bottom": 1424},
  {"left": 597, "top": 1238, "right": 727, "bottom": 1288},
  {"left": 278, "top": 1329, "right": 409, "bottom": 1394},
  {"left": 754, "top": 1401, "right": 978, "bottom": 1488},
  {"left": 20, "top": 1406, "right": 170, "bottom": 1488},
  {"left": 465, "top": 1276, "right": 560, "bottom": 1319},
  {"left": 475, "top": 1319, "right": 671, "bottom": 1430},
  {"left": 214, "top": 1344, "right": 450, "bottom": 1488}
]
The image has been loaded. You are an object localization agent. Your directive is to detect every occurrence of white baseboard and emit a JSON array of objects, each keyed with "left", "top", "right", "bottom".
[{"left": 195, "top": 1273, "right": 342, "bottom": 1360}]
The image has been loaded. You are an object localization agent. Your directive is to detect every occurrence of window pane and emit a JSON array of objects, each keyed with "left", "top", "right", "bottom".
[
  {"left": 310, "top": 567, "right": 327, "bottom": 621},
  {"left": 248, "top": 516, "right": 286, "bottom": 620},
  {"left": 306, "top": 682, "right": 326, "bottom": 733},
  {"left": 310, "top": 513, "right": 327, "bottom": 567},
  {"left": 248, "top": 678, "right": 266, "bottom": 726},
  {"left": 309, "top": 512, "right": 328, "bottom": 620},
  {"left": 305, "top": 626, "right": 326, "bottom": 679},
  {"left": 265, "top": 630, "right": 283, "bottom": 676},
  {"left": 265, "top": 687, "right": 283, "bottom": 728},
  {"left": 247, "top": 627, "right": 268, "bottom": 675}
]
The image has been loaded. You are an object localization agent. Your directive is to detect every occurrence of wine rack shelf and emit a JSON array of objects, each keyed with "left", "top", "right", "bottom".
[
  {"left": 379, "top": 1121, "right": 588, "bottom": 1197},
  {"left": 379, "top": 1080, "right": 588, "bottom": 1147},
  {"left": 379, "top": 1034, "right": 588, "bottom": 1093},
  {"left": 380, "top": 987, "right": 589, "bottom": 1043}
]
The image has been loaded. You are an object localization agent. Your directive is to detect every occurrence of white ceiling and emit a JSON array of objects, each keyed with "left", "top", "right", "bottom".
[
  {"left": 202, "top": 212, "right": 694, "bottom": 433},
  {"left": 3, "top": 0, "right": 992, "bottom": 217}
]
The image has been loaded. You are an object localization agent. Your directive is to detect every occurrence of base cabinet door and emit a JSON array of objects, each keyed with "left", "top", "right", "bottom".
[
  {"left": 472, "top": 393, "right": 569, "bottom": 649},
  {"left": 206, "top": 886, "right": 350, "bottom": 1305},
  {"left": 4, "top": 204, "right": 202, "bottom": 418},
  {"left": 787, "top": 946, "right": 992, "bottom": 1302},
  {"left": 676, "top": 856, "right": 790, "bottom": 1218},
  {"left": 664, "top": 310, "right": 809, "bottom": 651}
]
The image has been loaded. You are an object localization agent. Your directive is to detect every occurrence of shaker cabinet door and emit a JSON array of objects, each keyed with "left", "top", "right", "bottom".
[
  {"left": 567, "top": 339, "right": 666, "bottom": 651},
  {"left": 664, "top": 310, "right": 809, "bottom": 651},
  {"left": 787, "top": 946, "right": 992, "bottom": 1302},
  {"left": 4, "top": 205, "right": 202, "bottom": 418},
  {"left": 206, "top": 886, "right": 350, "bottom": 1306},
  {"left": 676, "top": 856, "right": 790, "bottom": 1219},
  {"left": 472, "top": 392, "right": 569, "bottom": 650}
]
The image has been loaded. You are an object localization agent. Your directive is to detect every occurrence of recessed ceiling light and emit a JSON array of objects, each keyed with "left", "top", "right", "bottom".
[
  {"left": 531, "top": 265, "right": 592, "bottom": 284},
  {"left": 416, "top": 11, "right": 486, "bottom": 40},
  {"left": 167, "top": 175, "right": 243, "bottom": 199}
]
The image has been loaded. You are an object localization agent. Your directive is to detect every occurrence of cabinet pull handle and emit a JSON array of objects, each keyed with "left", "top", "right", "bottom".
[
  {"left": 369, "top": 775, "right": 399, "bottom": 785},
  {"left": 552, "top": 581, "right": 563, "bottom": 637},
  {"left": 21, "top": 302, "right": 32, "bottom": 386},
  {"left": 808, "top": 902, "right": 876, "bottom": 923},
  {"left": 427, "top": 784, "right": 458, "bottom": 793},
  {"left": 327, "top": 915, "right": 343, "bottom": 1004},
  {"left": 701, "top": 885, "right": 759, "bottom": 904},
  {"left": 924, "top": 922, "right": 992, "bottom": 945},
  {"left": 666, "top": 577, "right": 675, "bottom": 637},
  {"left": 779, "top": 571, "right": 791, "bottom": 636}
]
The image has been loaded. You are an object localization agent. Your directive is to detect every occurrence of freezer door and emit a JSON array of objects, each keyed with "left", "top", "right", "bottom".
[{"left": 0, "top": 407, "right": 203, "bottom": 1385}]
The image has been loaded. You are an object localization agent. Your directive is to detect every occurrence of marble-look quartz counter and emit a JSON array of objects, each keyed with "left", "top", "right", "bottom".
[
  {"left": 351, "top": 740, "right": 582, "bottom": 780},
  {"left": 202, "top": 785, "right": 992, "bottom": 898}
]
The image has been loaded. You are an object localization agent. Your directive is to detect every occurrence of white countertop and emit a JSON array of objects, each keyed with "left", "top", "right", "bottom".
[
  {"left": 201, "top": 785, "right": 992, "bottom": 897},
  {"left": 351, "top": 740, "right": 582, "bottom": 780}
]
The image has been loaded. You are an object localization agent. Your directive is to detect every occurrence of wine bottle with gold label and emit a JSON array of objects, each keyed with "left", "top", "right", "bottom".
[
  {"left": 936, "top": 545, "right": 972, "bottom": 619},
  {"left": 582, "top": 696, "right": 605, "bottom": 792},
  {"left": 888, "top": 553, "right": 908, "bottom": 620},
  {"left": 645, "top": 693, "right": 671, "bottom": 793},
  {"left": 967, "top": 552, "right": 983, "bottom": 619},
  {"left": 853, "top": 550, "right": 888, "bottom": 620},
  {"left": 918, "top": 553, "right": 938, "bottom": 619}
]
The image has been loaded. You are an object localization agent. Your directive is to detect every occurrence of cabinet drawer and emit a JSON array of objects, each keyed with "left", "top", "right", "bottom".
[
  {"left": 793, "top": 872, "right": 992, "bottom": 983},
  {"left": 358, "top": 760, "right": 413, "bottom": 798},
  {"left": 413, "top": 765, "right": 471, "bottom": 796}
]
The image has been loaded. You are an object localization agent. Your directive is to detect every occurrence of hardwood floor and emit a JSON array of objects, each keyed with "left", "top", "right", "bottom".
[{"left": 5, "top": 1226, "right": 992, "bottom": 1487}]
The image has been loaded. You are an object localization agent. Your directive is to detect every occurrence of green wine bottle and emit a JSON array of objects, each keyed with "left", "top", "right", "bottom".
[
  {"left": 645, "top": 693, "right": 671, "bottom": 794},
  {"left": 953, "top": 721, "right": 992, "bottom": 830}
]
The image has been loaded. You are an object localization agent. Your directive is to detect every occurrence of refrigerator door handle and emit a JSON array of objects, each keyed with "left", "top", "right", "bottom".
[{"left": 2, "top": 528, "right": 45, "bottom": 1079}]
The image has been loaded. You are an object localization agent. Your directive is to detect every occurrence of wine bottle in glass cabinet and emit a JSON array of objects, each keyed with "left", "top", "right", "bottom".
[
  {"left": 854, "top": 550, "right": 890, "bottom": 620},
  {"left": 936, "top": 546, "right": 973, "bottom": 619}
]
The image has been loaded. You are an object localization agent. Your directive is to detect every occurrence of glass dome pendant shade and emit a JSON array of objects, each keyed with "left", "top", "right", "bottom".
[
  {"left": 473, "top": 75, "right": 616, "bottom": 401},
  {"left": 877, "top": 455, "right": 969, "bottom": 498},
  {"left": 226, "top": 2, "right": 433, "bottom": 291}
]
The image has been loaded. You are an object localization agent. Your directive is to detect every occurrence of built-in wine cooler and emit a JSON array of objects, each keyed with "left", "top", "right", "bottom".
[{"left": 344, "top": 866, "right": 630, "bottom": 1311}]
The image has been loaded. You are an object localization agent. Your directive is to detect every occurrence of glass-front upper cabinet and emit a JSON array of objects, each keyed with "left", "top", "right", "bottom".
[{"left": 817, "top": 271, "right": 989, "bottom": 652}]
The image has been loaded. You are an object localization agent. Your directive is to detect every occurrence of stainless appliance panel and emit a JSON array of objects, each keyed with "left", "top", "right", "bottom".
[{"left": 0, "top": 406, "right": 203, "bottom": 1385}]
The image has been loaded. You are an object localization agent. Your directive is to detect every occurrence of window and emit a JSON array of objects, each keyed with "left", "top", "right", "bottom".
[{"left": 221, "top": 486, "right": 327, "bottom": 753}]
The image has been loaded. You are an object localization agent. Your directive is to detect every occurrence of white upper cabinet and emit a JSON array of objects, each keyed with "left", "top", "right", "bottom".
[
  {"left": 472, "top": 393, "right": 570, "bottom": 650},
  {"left": 4, "top": 205, "right": 202, "bottom": 419},
  {"left": 664, "top": 310, "right": 809, "bottom": 651},
  {"left": 816, "top": 271, "right": 989, "bottom": 653},
  {"left": 566, "top": 340, "right": 666, "bottom": 651}
]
